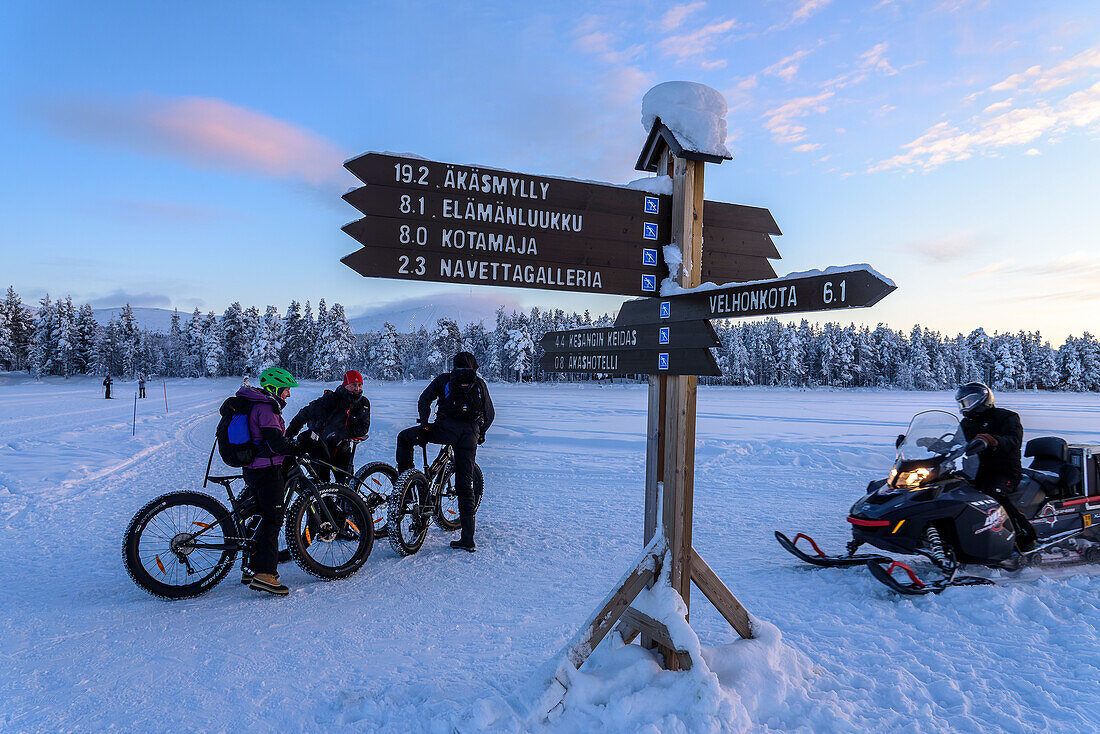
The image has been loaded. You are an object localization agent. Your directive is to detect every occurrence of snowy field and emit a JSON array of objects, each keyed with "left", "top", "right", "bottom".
[{"left": 2, "top": 375, "right": 1100, "bottom": 733}]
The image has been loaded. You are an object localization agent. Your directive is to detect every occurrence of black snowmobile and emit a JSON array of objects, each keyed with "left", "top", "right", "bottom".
[{"left": 776, "top": 410, "right": 1100, "bottom": 595}]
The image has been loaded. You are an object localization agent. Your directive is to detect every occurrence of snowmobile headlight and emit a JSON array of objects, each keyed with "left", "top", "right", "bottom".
[{"left": 894, "top": 467, "right": 932, "bottom": 488}]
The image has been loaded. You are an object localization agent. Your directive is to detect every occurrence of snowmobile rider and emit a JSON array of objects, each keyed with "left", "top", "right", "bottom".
[
  {"left": 396, "top": 351, "right": 494, "bottom": 553},
  {"left": 955, "top": 381, "right": 1037, "bottom": 552},
  {"left": 286, "top": 370, "right": 370, "bottom": 484},
  {"left": 238, "top": 366, "right": 302, "bottom": 596}
]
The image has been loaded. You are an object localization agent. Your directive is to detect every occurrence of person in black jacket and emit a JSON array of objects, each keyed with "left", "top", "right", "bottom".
[
  {"left": 103, "top": 374, "right": 113, "bottom": 399},
  {"left": 396, "top": 352, "right": 494, "bottom": 552},
  {"left": 955, "top": 381, "right": 1036, "bottom": 551},
  {"left": 286, "top": 370, "right": 370, "bottom": 484}
]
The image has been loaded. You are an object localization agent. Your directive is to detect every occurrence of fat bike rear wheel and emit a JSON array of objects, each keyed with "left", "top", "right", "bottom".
[
  {"left": 285, "top": 484, "right": 373, "bottom": 580},
  {"left": 433, "top": 462, "right": 484, "bottom": 532},
  {"left": 123, "top": 491, "right": 238, "bottom": 600},
  {"left": 354, "top": 461, "right": 398, "bottom": 539},
  {"left": 388, "top": 470, "right": 432, "bottom": 556}
]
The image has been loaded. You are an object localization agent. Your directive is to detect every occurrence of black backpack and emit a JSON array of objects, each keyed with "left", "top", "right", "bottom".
[
  {"left": 216, "top": 396, "right": 259, "bottom": 467},
  {"left": 439, "top": 373, "right": 484, "bottom": 423}
]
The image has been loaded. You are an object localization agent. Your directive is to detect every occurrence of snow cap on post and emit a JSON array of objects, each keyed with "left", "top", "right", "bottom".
[{"left": 636, "top": 81, "right": 732, "bottom": 172}]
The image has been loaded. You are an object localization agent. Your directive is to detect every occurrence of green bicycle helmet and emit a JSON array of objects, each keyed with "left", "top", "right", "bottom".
[{"left": 259, "top": 366, "right": 299, "bottom": 396}]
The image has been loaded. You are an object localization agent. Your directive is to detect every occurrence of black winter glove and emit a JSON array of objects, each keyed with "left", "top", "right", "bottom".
[
  {"left": 477, "top": 434, "right": 486, "bottom": 446},
  {"left": 895, "top": 434, "right": 906, "bottom": 448}
]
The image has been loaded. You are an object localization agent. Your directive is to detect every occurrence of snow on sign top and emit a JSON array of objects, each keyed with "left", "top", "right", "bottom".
[{"left": 641, "top": 82, "right": 731, "bottom": 160}]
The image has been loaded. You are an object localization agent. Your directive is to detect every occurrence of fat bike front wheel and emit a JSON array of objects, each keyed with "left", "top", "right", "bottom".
[
  {"left": 123, "top": 491, "right": 238, "bottom": 600},
  {"left": 285, "top": 484, "right": 373, "bottom": 580},
  {"left": 388, "top": 470, "right": 432, "bottom": 556}
]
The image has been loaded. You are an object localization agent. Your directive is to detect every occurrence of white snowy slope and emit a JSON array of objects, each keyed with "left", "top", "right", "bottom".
[{"left": 2, "top": 375, "right": 1099, "bottom": 733}]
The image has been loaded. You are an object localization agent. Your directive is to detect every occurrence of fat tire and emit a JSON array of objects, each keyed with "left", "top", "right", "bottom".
[
  {"left": 354, "top": 461, "right": 398, "bottom": 537},
  {"left": 284, "top": 484, "right": 373, "bottom": 580},
  {"left": 123, "top": 491, "right": 238, "bottom": 600},
  {"left": 433, "top": 462, "right": 484, "bottom": 531},
  {"left": 388, "top": 469, "right": 431, "bottom": 556}
]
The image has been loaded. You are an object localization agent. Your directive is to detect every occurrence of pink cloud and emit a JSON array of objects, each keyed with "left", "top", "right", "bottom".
[{"left": 34, "top": 94, "right": 350, "bottom": 186}]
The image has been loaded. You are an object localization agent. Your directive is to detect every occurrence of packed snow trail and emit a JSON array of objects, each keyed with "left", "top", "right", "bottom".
[{"left": 2, "top": 375, "right": 1099, "bottom": 732}]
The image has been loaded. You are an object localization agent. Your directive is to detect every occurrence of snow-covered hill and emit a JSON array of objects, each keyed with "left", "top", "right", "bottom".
[{"left": 2, "top": 377, "right": 1099, "bottom": 732}]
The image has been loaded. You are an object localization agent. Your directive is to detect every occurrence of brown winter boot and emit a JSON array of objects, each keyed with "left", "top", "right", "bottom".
[{"left": 249, "top": 573, "right": 289, "bottom": 595}]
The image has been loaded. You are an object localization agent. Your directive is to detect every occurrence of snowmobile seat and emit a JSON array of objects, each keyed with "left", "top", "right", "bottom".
[{"left": 1023, "top": 437, "right": 1083, "bottom": 498}]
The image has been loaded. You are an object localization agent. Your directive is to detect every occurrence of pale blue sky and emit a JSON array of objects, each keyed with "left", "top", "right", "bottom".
[{"left": 1, "top": 1, "right": 1097, "bottom": 341}]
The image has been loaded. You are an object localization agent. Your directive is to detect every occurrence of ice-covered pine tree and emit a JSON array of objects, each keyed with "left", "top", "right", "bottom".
[
  {"left": 183, "top": 308, "right": 204, "bottom": 378},
  {"left": 314, "top": 302, "right": 353, "bottom": 380},
  {"left": 117, "top": 305, "right": 142, "bottom": 377},
  {"left": 164, "top": 309, "right": 184, "bottom": 377},
  {"left": 462, "top": 321, "right": 491, "bottom": 377},
  {"left": 0, "top": 294, "right": 15, "bottom": 371},
  {"left": 910, "top": 325, "right": 935, "bottom": 391},
  {"left": 72, "top": 303, "right": 99, "bottom": 375},
  {"left": 486, "top": 306, "right": 507, "bottom": 382},
  {"left": 1078, "top": 332, "right": 1100, "bottom": 392},
  {"left": 1, "top": 286, "right": 33, "bottom": 371},
  {"left": 1059, "top": 338, "right": 1084, "bottom": 391},
  {"left": 56, "top": 296, "right": 77, "bottom": 377},
  {"left": 430, "top": 317, "right": 462, "bottom": 372},
  {"left": 30, "top": 294, "right": 59, "bottom": 378},
  {"left": 219, "top": 302, "right": 248, "bottom": 377},
  {"left": 247, "top": 305, "right": 283, "bottom": 376},
  {"left": 504, "top": 325, "right": 534, "bottom": 382},
  {"left": 97, "top": 316, "right": 123, "bottom": 376},
  {"left": 201, "top": 312, "right": 223, "bottom": 377},
  {"left": 376, "top": 321, "right": 402, "bottom": 381}
]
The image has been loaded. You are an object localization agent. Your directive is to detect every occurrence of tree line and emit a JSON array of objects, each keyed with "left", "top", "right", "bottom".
[{"left": 2, "top": 285, "right": 1099, "bottom": 391}]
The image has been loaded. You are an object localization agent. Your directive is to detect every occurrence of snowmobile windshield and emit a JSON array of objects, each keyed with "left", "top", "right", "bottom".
[{"left": 897, "top": 411, "right": 966, "bottom": 461}]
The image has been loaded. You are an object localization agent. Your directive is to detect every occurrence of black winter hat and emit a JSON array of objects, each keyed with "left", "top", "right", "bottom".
[{"left": 453, "top": 351, "right": 478, "bottom": 370}]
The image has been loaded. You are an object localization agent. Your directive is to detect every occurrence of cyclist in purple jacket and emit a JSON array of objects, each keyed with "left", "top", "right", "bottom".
[{"left": 238, "top": 366, "right": 300, "bottom": 595}]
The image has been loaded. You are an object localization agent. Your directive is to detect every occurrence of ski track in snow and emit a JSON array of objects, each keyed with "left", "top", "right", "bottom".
[{"left": 1, "top": 375, "right": 1099, "bottom": 733}]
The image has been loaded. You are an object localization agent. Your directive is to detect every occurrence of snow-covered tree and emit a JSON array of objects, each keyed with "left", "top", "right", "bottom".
[{"left": 376, "top": 321, "right": 403, "bottom": 381}]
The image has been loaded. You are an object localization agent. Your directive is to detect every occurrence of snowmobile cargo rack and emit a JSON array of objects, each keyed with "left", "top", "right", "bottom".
[{"left": 1068, "top": 444, "right": 1100, "bottom": 504}]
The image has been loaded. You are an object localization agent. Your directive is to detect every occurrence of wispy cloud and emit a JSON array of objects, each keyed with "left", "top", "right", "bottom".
[
  {"left": 989, "top": 46, "right": 1100, "bottom": 93},
  {"left": 905, "top": 232, "right": 983, "bottom": 263},
  {"left": 571, "top": 15, "right": 643, "bottom": 65},
  {"left": 33, "top": 94, "right": 350, "bottom": 187},
  {"left": 771, "top": 0, "right": 832, "bottom": 30},
  {"left": 822, "top": 42, "right": 898, "bottom": 90},
  {"left": 87, "top": 290, "right": 174, "bottom": 309},
  {"left": 871, "top": 79, "right": 1100, "bottom": 172},
  {"left": 659, "top": 2, "right": 707, "bottom": 32},
  {"left": 764, "top": 48, "right": 817, "bottom": 82},
  {"left": 762, "top": 91, "right": 833, "bottom": 146},
  {"left": 657, "top": 18, "right": 739, "bottom": 64}
]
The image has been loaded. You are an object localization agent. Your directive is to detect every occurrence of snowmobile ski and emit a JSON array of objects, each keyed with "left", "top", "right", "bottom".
[
  {"left": 865, "top": 558, "right": 994, "bottom": 596},
  {"left": 775, "top": 531, "right": 891, "bottom": 568}
]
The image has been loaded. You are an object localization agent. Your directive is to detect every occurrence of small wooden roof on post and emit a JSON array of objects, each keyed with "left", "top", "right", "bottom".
[{"left": 634, "top": 116, "right": 732, "bottom": 173}]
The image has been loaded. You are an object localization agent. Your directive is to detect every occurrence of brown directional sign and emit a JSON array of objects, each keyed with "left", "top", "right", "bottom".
[
  {"left": 341, "top": 217, "right": 665, "bottom": 273},
  {"left": 341, "top": 247, "right": 660, "bottom": 296},
  {"left": 538, "top": 348, "right": 720, "bottom": 377},
  {"left": 341, "top": 151, "right": 785, "bottom": 296},
  {"left": 615, "top": 266, "right": 896, "bottom": 326},
  {"left": 541, "top": 321, "right": 720, "bottom": 352}
]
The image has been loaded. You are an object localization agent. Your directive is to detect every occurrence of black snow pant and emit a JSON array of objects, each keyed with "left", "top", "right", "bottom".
[
  {"left": 981, "top": 477, "right": 1036, "bottom": 548},
  {"left": 397, "top": 419, "right": 479, "bottom": 543},
  {"left": 242, "top": 464, "right": 286, "bottom": 576},
  {"left": 299, "top": 434, "right": 353, "bottom": 484},
  {"left": 104, "top": 385, "right": 111, "bottom": 399},
  {"left": 139, "top": 386, "right": 146, "bottom": 398}
]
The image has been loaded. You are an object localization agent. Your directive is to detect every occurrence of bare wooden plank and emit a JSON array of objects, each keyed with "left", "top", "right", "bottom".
[
  {"left": 618, "top": 607, "right": 694, "bottom": 671},
  {"left": 690, "top": 546, "right": 753, "bottom": 640},
  {"left": 702, "top": 255, "right": 778, "bottom": 284},
  {"left": 564, "top": 539, "right": 666, "bottom": 669},
  {"left": 643, "top": 376, "right": 663, "bottom": 545},
  {"left": 702, "top": 200, "right": 782, "bottom": 235},
  {"left": 701, "top": 227, "right": 782, "bottom": 258}
]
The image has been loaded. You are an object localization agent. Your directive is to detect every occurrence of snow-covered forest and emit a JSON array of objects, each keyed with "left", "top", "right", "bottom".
[{"left": 3, "top": 285, "right": 1099, "bottom": 391}]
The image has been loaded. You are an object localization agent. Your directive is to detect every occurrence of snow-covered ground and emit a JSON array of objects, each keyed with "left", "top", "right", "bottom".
[{"left": 2, "top": 375, "right": 1099, "bottom": 733}]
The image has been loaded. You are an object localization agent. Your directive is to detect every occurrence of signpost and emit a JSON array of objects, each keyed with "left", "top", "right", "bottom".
[{"left": 338, "top": 95, "right": 897, "bottom": 717}]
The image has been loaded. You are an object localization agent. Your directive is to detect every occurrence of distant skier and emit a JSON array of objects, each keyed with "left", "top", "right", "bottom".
[
  {"left": 286, "top": 370, "right": 371, "bottom": 484},
  {"left": 396, "top": 352, "right": 494, "bottom": 552},
  {"left": 103, "top": 374, "right": 113, "bottom": 399},
  {"left": 241, "top": 375, "right": 251, "bottom": 388},
  {"left": 138, "top": 375, "right": 146, "bottom": 399},
  {"left": 955, "top": 382, "right": 1036, "bottom": 551}
]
